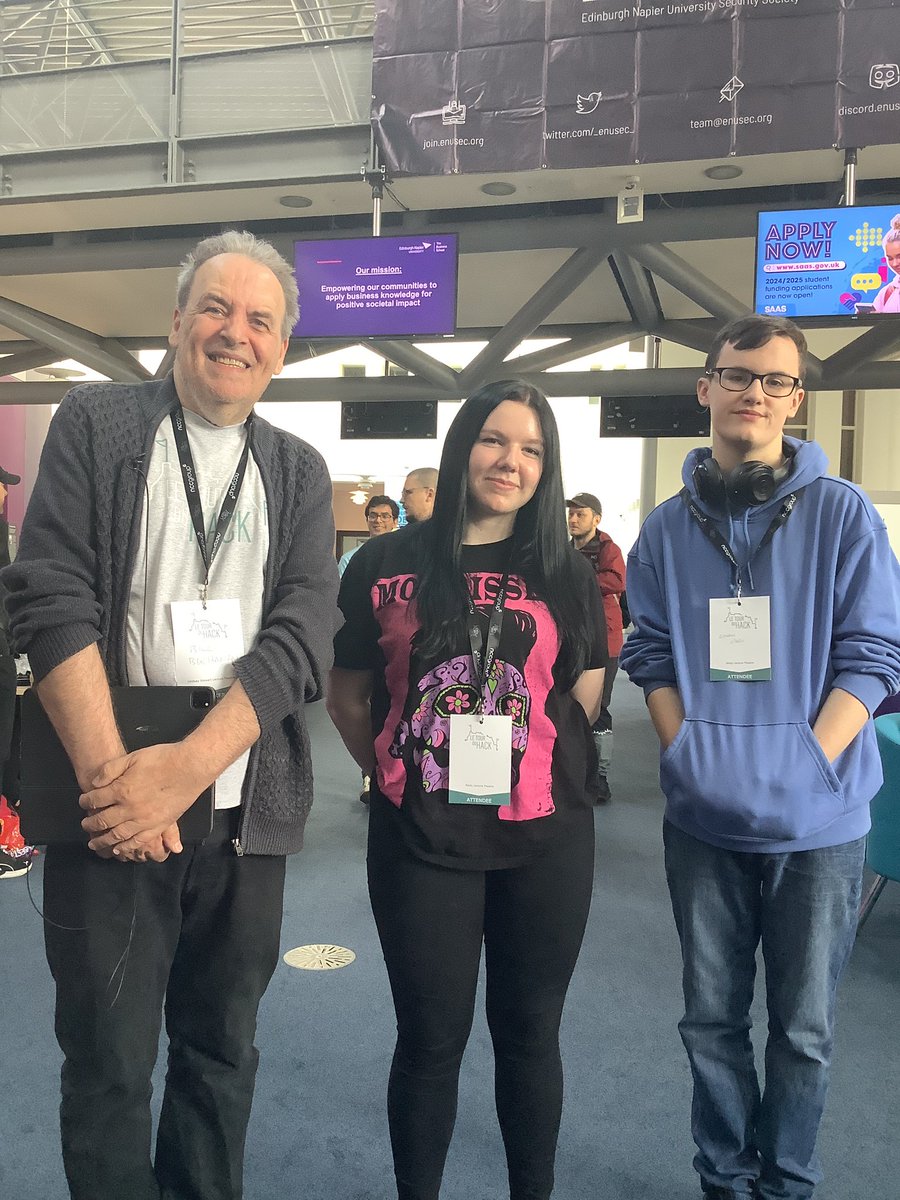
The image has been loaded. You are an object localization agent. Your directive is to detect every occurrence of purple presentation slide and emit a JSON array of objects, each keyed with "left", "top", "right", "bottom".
[{"left": 293, "top": 234, "right": 458, "bottom": 338}]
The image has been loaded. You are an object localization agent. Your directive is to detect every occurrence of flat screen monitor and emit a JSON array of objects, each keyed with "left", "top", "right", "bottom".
[
  {"left": 601, "top": 394, "right": 710, "bottom": 439},
  {"left": 293, "top": 234, "right": 458, "bottom": 338},
  {"left": 755, "top": 204, "right": 900, "bottom": 319}
]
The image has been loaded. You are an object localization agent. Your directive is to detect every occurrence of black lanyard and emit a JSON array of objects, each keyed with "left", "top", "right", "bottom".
[
  {"left": 170, "top": 407, "right": 251, "bottom": 606},
  {"left": 679, "top": 487, "right": 800, "bottom": 600},
  {"left": 466, "top": 574, "right": 508, "bottom": 715}
]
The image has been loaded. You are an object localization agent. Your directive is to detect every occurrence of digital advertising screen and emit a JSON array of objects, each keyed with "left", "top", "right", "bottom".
[
  {"left": 754, "top": 205, "right": 900, "bottom": 320},
  {"left": 293, "top": 234, "right": 458, "bottom": 338}
]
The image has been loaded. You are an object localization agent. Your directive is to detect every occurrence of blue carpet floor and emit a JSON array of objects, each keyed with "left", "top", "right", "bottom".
[{"left": 2, "top": 681, "right": 896, "bottom": 1199}]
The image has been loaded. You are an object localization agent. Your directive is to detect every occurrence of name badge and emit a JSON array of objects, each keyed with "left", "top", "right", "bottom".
[
  {"left": 448, "top": 714, "right": 513, "bottom": 806},
  {"left": 170, "top": 598, "right": 245, "bottom": 685},
  {"left": 709, "top": 596, "right": 772, "bottom": 681}
]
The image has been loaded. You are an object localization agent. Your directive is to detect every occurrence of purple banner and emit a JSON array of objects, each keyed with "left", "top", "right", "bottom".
[{"left": 372, "top": 0, "right": 900, "bottom": 175}]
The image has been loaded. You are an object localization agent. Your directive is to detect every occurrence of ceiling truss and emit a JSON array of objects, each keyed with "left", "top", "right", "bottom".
[{"left": 2, "top": 200, "right": 899, "bottom": 404}]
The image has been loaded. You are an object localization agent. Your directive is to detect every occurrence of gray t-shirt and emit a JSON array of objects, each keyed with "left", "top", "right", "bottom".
[{"left": 126, "top": 408, "right": 268, "bottom": 808}]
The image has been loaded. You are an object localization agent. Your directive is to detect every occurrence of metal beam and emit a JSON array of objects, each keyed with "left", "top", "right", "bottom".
[
  {"left": 283, "top": 340, "right": 357, "bottom": 365},
  {"left": 610, "top": 252, "right": 660, "bottom": 331},
  {"left": 363, "top": 340, "right": 461, "bottom": 391},
  {"left": 0, "top": 345, "right": 61, "bottom": 375},
  {"left": 654, "top": 319, "right": 717, "bottom": 357},
  {"left": 0, "top": 295, "right": 150, "bottom": 383},
  {"left": 0, "top": 381, "right": 71, "bottom": 405},
  {"left": 827, "top": 360, "right": 900, "bottom": 390},
  {"left": 502, "top": 324, "right": 639, "bottom": 374},
  {"left": 0, "top": 202, "right": 778, "bottom": 280},
  {"left": 627, "top": 243, "right": 749, "bottom": 324},
  {"left": 822, "top": 323, "right": 900, "bottom": 380},
  {"left": 153, "top": 347, "right": 176, "bottom": 380},
  {"left": 459, "top": 245, "right": 609, "bottom": 392},
  {"left": 5, "top": 360, "right": 900, "bottom": 406}
]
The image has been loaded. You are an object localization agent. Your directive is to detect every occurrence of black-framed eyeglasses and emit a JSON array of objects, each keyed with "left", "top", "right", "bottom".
[{"left": 706, "top": 367, "right": 802, "bottom": 398}]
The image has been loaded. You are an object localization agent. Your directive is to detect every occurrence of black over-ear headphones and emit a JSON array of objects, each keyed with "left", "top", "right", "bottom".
[{"left": 692, "top": 452, "right": 794, "bottom": 508}]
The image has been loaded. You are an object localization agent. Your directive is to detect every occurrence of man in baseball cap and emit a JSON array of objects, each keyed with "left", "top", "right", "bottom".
[
  {"left": 0, "top": 466, "right": 20, "bottom": 570},
  {"left": 566, "top": 492, "right": 626, "bottom": 802},
  {"left": 0, "top": 464, "right": 33, "bottom": 877}
]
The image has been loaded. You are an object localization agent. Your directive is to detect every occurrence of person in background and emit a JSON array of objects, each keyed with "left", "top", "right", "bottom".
[
  {"left": 327, "top": 379, "right": 607, "bottom": 1200},
  {"left": 1, "top": 231, "right": 340, "bottom": 1200},
  {"left": 0, "top": 465, "right": 34, "bottom": 879},
  {"left": 567, "top": 492, "right": 626, "bottom": 803},
  {"left": 400, "top": 467, "right": 438, "bottom": 524},
  {"left": 338, "top": 494, "right": 399, "bottom": 577},
  {"left": 339, "top": 493, "right": 400, "bottom": 804},
  {"left": 621, "top": 314, "right": 900, "bottom": 1200}
]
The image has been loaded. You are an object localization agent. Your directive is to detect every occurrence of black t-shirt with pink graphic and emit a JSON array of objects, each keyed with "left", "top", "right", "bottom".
[{"left": 333, "top": 524, "right": 608, "bottom": 870}]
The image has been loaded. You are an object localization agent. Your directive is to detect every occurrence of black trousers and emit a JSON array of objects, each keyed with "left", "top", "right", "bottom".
[
  {"left": 43, "top": 809, "right": 286, "bottom": 1200},
  {"left": 367, "top": 798, "right": 595, "bottom": 1200},
  {"left": 593, "top": 657, "right": 618, "bottom": 734},
  {"left": 0, "top": 643, "right": 15, "bottom": 793}
]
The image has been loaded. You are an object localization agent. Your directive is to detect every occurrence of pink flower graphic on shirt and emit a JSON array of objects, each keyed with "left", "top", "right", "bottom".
[
  {"left": 389, "top": 652, "right": 530, "bottom": 796},
  {"left": 446, "top": 689, "right": 472, "bottom": 714}
]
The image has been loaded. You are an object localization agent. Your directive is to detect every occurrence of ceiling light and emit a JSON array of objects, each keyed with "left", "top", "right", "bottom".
[
  {"left": 279, "top": 194, "right": 313, "bottom": 208},
  {"left": 350, "top": 490, "right": 368, "bottom": 505},
  {"left": 703, "top": 164, "right": 743, "bottom": 181},
  {"left": 34, "top": 366, "right": 85, "bottom": 379},
  {"left": 480, "top": 181, "right": 517, "bottom": 196}
]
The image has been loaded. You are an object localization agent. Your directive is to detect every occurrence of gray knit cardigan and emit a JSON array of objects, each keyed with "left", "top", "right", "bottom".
[{"left": 2, "top": 376, "right": 341, "bottom": 855}]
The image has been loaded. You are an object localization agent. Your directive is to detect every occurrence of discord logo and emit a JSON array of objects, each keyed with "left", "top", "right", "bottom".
[{"left": 869, "top": 63, "right": 900, "bottom": 89}]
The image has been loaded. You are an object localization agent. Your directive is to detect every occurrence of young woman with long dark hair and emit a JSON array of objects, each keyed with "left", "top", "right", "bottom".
[{"left": 327, "top": 380, "right": 607, "bottom": 1200}]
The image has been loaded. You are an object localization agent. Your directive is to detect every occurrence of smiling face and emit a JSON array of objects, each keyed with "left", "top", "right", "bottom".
[
  {"left": 169, "top": 253, "right": 289, "bottom": 425},
  {"left": 466, "top": 399, "right": 544, "bottom": 529},
  {"left": 366, "top": 504, "right": 397, "bottom": 535},
  {"left": 885, "top": 238, "right": 900, "bottom": 279},
  {"left": 698, "top": 335, "right": 803, "bottom": 470}
]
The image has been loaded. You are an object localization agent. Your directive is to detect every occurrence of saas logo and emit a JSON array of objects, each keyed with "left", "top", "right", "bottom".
[
  {"left": 442, "top": 100, "right": 467, "bottom": 125},
  {"left": 719, "top": 75, "right": 744, "bottom": 103},
  {"left": 869, "top": 63, "right": 900, "bottom": 90},
  {"left": 576, "top": 91, "right": 602, "bottom": 115}
]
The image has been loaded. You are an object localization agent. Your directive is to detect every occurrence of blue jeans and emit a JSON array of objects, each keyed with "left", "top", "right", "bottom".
[{"left": 663, "top": 820, "right": 865, "bottom": 1199}]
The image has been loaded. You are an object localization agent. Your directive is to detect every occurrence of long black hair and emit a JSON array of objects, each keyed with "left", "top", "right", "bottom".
[{"left": 414, "top": 379, "right": 595, "bottom": 690}]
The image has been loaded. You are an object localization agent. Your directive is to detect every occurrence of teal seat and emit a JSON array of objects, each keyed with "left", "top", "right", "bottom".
[{"left": 858, "top": 713, "right": 900, "bottom": 929}]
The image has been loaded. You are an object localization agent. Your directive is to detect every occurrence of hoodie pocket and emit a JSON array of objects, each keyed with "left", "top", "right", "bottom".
[{"left": 660, "top": 719, "right": 845, "bottom": 843}]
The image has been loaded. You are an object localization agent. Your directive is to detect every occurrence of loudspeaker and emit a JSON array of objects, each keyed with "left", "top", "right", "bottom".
[{"left": 341, "top": 401, "right": 437, "bottom": 440}]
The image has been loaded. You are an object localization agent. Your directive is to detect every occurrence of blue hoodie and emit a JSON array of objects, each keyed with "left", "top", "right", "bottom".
[{"left": 621, "top": 438, "right": 900, "bottom": 853}]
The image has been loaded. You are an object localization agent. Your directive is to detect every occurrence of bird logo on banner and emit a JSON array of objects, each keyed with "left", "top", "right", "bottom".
[{"left": 576, "top": 91, "right": 603, "bottom": 114}]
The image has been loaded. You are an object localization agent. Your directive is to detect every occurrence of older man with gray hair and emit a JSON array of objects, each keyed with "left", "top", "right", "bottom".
[{"left": 2, "top": 230, "right": 340, "bottom": 1200}]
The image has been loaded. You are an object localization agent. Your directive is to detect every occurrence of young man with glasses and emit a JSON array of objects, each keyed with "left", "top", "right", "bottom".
[
  {"left": 338, "top": 495, "right": 399, "bottom": 578},
  {"left": 621, "top": 315, "right": 900, "bottom": 1200},
  {"left": 338, "top": 493, "right": 399, "bottom": 804}
]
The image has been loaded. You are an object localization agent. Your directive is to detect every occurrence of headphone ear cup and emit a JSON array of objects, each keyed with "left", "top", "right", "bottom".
[
  {"left": 732, "top": 462, "right": 775, "bottom": 506},
  {"left": 732, "top": 457, "right": 793, "bottom": 506},
  {"left": 693, "top": 458, "right": 727, "bottom": 508}
]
